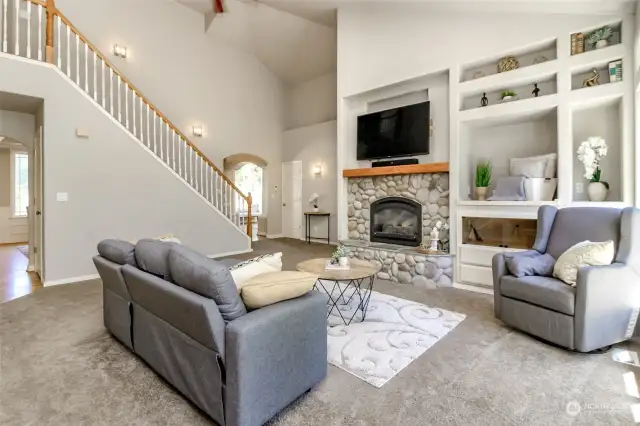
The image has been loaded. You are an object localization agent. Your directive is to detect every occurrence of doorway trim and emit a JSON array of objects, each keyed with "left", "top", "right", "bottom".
[{"left": 281, "top": 161, "right": 302, "bottom": 240}]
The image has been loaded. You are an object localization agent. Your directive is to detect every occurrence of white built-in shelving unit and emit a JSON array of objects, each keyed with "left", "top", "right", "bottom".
[{"left": 451, "top": 17, "right": 635, "bottom": 290}]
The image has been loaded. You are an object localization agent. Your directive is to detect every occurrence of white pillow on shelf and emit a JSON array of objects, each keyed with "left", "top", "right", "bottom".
[
  {"left": 510, "top": 153, "right": 557, "bottom": 179},
  {"left": 553, "top": 240, "right": 615, "bottom": 286},
  {"left": 229, "top": 252, "right": 283, "bottom": 291}
]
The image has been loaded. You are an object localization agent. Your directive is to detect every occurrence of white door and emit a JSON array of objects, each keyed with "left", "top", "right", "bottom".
[
  {"left": 282, "top": 161, "right": 302, "bottom": 239},
  {"left": 33, "top": 126, "right": 43, "bottom": 279}
]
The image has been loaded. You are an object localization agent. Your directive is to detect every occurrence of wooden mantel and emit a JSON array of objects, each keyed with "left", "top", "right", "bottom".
[{"left": 342, "top": 162, "right": 449, "bottom": 178}]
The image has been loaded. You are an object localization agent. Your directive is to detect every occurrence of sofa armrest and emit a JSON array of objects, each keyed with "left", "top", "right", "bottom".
[
  {"left": 574, "top": 263, "right": 640, "bottom": 352},
  {"left": 492, "top": 250, "right": 538, "bottom": 317},
  {"left": 225, "top": 291, "right": 328, "bottom": 426}
]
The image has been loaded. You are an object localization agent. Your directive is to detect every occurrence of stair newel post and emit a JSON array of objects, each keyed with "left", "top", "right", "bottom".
[
  {"left": 45, "top": 0, "right": 55, "bottom": 63},
  {"left": 246, "top": 193, "right": 252, "bottom": 240}
]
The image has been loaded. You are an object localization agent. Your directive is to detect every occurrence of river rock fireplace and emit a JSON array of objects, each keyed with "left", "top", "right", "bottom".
[{"left": 370, "top": 197, "right": 422, "bottom": 246}]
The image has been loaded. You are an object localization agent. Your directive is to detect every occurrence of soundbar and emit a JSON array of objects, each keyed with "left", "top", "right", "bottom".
[{"left": 372, "top": 158, "right": 419, "bottom": 168}]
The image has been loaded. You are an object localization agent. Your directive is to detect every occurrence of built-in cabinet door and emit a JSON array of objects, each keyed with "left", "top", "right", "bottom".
[{"left": 281, "top": 161, "right": 302, "bottom": 239}]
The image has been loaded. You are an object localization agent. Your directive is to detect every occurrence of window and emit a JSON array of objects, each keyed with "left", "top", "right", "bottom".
[
  {"left": 235, "top": 163, "right": 263, "bottom": 215},
  {"left": 11, "top": 152, "right": 29, "bottom": 217}
]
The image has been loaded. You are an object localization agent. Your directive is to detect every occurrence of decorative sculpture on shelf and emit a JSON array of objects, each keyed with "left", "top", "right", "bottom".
[
  {"left": 480, "top": 92, "right": 488, "bottom": 107},
  {"left": 428, "top": 221, "right": 449, "bottom": 252},
  {"left": 498, "top": 56, "right": 519, "bottom": 73},
  {"left": 583, "top": 69, "right": 600, "bottom": 87},
  {"left": 532, "top": 83, "right": 541, "bottom": 97}
]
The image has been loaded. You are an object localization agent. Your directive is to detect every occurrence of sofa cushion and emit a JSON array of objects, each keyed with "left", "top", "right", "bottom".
[
  {"left": 168, "top": 245, "right": 247, "bottom": 322},
  {"left": 135, "top": 239, "right": 177, "bottom": 281},
  {"left": 97, "top": 239, "right": 137, "bottom": 267},
  {"left": 240, "top": 271, "right": 318, "bottom": 309},
  {"left": 229, "top": 252, "right": 283, "bottom": 291},
  {"left": 500, "top": 275, "right": 576, "bottom": 315}
]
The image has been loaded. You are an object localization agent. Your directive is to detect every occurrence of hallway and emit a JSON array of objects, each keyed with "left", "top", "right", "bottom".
[{"left": 0, "top": 244, "right": 41, "bottom": 303}]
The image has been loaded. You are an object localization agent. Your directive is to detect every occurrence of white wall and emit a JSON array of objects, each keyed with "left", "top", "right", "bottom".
[
  {"left": 337, "top": 7, "right": 620, "bottom": 97},
  {"left": 0, "top": 110, "right": 35, "bottom": 150},
  {"left": 336, "top": 6, "right": 630, "bottom": 239},
  {"left": 56, "top": 0, "right": 285, "bottom": 235},
  {"left": 286, "top": 72, "right": 337, "bottom": 129},
  {"left": 283, "top": 120, "right": 337, "bottom": 243},
  {"left": 0, "top": 56, "right": 250, "bottom": 283}
]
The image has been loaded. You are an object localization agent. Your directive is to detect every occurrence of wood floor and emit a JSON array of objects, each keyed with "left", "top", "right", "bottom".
[{"left": 0, "top": 244, "right": 42, "bottom": 304}]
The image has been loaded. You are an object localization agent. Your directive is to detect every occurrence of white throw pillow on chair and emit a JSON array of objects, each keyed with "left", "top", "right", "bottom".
[{"left": 553, "top": 240, "right": 615, "bottom": 286}]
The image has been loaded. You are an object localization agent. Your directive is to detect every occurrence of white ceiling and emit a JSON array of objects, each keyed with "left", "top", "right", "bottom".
[
  {"left": 0, "top": 91, "right": 42, "bottom": 114},
  {"left": 175, "top": 0, "right": 337, "bottom": 85}
]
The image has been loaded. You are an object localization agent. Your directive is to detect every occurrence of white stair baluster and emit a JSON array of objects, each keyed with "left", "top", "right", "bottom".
[
  {"left": 101, "top": 60, "right": 105, "bottom": 108},
  {"left": 84, "top": 43, "right": 88, "bottom": 92},
  {"left": 146, "top": 104, "right": 150, "bottom": 148},
  {"left": 75, "top": 33, "right": 79, "bottom": 83},
  {"left": 178, "top": 137, "right": 182, "bottom": 176},
  {"left": 37, "top": 4, "right": 42, "bottom": 61},
  {"left": 66, "top": 24, "right": 70, "bottom": 75},
  {"left": 109, "top": 68, "right": 114, "bottom": 116},
  {"left": 93, "top": 51, "right": 97, "bottom": 99},
  {"left": 3, "top": 0, "right": 8, "bottom": 53},
  {"left": 133, "top": 92, "right": 138, "bottom": 136},
  {"left": 139, "top": 96, "right": 143, "bottom": 141},
  {"left": 55, "top": 15, "right": 60, "bottom": 65},
  {"left": 25, "top": 1, "right": 31, "bottom": 59},
  {"left": 125, "top": 86, "right": 129, "bottom": 129},
  {"left": 153, "top": 115, "right": 158, "bottom": 155},
  {"left": 117, "top": 77, "right": 121, "bottom": 122},
  {"left": 13, "top": 0, "right": 18, "bottom": 55}
]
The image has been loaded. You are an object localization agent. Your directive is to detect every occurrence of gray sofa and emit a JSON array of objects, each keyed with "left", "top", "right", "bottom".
[
  {"left": 493, "top": 206, "right": 640, "bottom": 352},
  {"left": 93, "top": 239, "right": 327, "bottom": 426}
]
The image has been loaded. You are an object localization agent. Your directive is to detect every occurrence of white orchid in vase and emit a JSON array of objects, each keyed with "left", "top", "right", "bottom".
[
  {"left": 577, "top": 136, "right": 609, "bottom": 201},
  {"left": 309, "top": 193, "right": 319, "bottom": 212}
]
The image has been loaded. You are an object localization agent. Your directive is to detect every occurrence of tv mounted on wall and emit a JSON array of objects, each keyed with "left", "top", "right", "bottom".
[{"left": 357, "top": 101, "right": 430, "bottom": 161}]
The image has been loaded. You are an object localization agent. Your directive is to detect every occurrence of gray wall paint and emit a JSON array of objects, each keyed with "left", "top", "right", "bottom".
[
  {"left": 572, "top": 102, "right": 622, "bottom": 202},
  {"left": 0, "top": 57, "right": 250, "bottom": 283},
  {"left": 55, "top": 0, "right": 285, "bottom": 237},
  {"left": 286, "top": 73, "right": 337, "bottom": 130},
  {"left": 0, "top": 149, "right": 9, "bottom": 207},
  {"left": 283, "top": 120, "right": 337, "bottom": 243},
  {"left": 0, "top": 110, "right": 35, "bottom": 149}
]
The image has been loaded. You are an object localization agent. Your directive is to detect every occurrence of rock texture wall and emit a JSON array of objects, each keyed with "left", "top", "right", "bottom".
[
  {"left": 347, "top": 173, "right": 450, "bottom": 251},
  {"left": 349, "top": 248, "right": 453, "bottom": 287}
]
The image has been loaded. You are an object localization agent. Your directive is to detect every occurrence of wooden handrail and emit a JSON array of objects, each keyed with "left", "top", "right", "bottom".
[
  {"left": 52, "top": 7, "right": 249, "bottom": 203},
  {"left": 26, "top": 0, "right": 47, "bottom": 6}
]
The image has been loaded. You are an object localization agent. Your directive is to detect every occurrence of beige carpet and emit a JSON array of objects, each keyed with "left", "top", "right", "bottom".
[{"left": 1, "top": 238, "right": 638, "bottom": 425}]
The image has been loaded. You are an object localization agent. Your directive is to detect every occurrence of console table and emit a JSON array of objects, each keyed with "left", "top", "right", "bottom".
[{"left": 304, "top": 212, "right": 330, "bottom": 244}]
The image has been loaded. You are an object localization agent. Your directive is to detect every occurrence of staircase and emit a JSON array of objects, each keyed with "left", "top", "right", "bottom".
[{"left": 0, "top": 0, "right": 253, "bottom": 239}]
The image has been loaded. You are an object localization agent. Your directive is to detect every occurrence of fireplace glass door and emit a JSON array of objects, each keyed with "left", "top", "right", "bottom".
[{"left": 370, "top": 197, "right": 422, "bottom": 247}]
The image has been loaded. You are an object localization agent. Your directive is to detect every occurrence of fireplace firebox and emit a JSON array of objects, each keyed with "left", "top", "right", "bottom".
[{"left": 370, "top": 197, "right": 422, "bottom": 247}]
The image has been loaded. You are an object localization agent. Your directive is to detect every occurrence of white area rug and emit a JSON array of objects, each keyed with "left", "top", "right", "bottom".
[{"left": 323, "top": 283, "right": 466, "bottom": 388}]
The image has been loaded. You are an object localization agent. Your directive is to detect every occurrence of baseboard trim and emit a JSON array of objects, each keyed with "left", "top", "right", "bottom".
[
  {"left": 44, "top": 273, "right": 100, "bottom": 287},
  {"left": 208, "top": 248, "right": 253, "bottom": 259},
  {"left": 266, "top": 234, "right": 283, "bottom": 239},
  {"left": 453, "top": 282, "right": 494, "bottom": 295}
]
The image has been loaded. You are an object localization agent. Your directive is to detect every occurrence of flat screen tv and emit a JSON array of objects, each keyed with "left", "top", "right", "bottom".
[{"left": 357, "top": 101, "right": 430, "bottom": 160}]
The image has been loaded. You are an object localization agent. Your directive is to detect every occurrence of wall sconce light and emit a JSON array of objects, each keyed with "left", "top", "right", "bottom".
[
  {"left": 193, "top": 125, "right": 203, "bottom": 137},
  {"left": 313, "top": 163, "right": 322, "bottom": 176},
  {"left": 113, "top": 44, "right": 127, "bottom": 58}
]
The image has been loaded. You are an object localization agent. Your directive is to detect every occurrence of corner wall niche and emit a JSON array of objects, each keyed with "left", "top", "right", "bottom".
[
  {"left": 571, "top": 98, "right": 622, "bottom": 203},
  {"left": 458, "top": 110, "right": 558, "bottom": 202},
  {"left": 570, "top": 22, "right": 622, "bottom": 56},
  {"left": 460, "top": 39, "right": 557, "bottom": 83},
  {"left": 571, "top": 58, "right": 623, "bottom": 91},
  {"left": 461, "top": 75, "right": 557, "bottom": 111}
]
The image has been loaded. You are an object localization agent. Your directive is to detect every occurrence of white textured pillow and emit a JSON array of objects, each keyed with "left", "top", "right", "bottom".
[
  {"left": 553, "top": 240, "right": 615, "bottom": 286},
  {"left": 511, "top": 154, "right": 557, "bottom": 179},
  {"left": 229, "top": 252, "right": 283, "bottom": 291}
]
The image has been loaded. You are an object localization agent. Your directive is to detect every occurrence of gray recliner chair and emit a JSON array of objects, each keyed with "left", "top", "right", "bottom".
[
  {"left": 493, "top": 206, "right": 640, "bottom": 352},
  {"left": 93, "top": 239, "right": 328, "bottom": 426}
]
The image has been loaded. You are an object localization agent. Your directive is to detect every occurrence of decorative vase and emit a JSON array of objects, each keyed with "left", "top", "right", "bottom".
[
  {"left": 475, "top": 187, "right": 488, "bottom": 201},
  {"left": 501, "top": 95, "right": 515, "bottom": 102},
  {"left": 313, "top": 206, "right": 319, "bottom": 212},
  {"left": 595, "top": 39, "right": 608, "bottom": 49},
  {"left": 588, "top": 182, "right": 608, "bottom": 201},
  {"left": 339, "top": 257, "right": 349, "bottom": 268}
]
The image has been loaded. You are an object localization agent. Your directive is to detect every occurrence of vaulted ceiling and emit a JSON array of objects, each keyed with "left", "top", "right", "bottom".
[{"left": 174, "top": 0, "right": 336, "bottom": 86}]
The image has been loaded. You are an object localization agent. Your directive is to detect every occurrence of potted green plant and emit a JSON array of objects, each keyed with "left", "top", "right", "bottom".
[
  {"left": 501, "top": 90, "right": 517, "bottom": 102},
  {"left": 475, "top": 161, "right": 492, "bottom": 201},
  {"left": 587, "top": 26, "right": 613, "bottom": 50},
  {"left": 332, "top": 245, "right": 351, "bottom": 267}
]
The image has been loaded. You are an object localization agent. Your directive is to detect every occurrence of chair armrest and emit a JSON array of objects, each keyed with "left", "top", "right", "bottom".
[
  {"left": 225, "top": 291, "right": 328, "bottom": 426},
  {"left": 574, "top": 263, "right": 640, "bottom": 352},
  {"left": 492, "top": 250, "right": 538, "bottom": 317}
]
